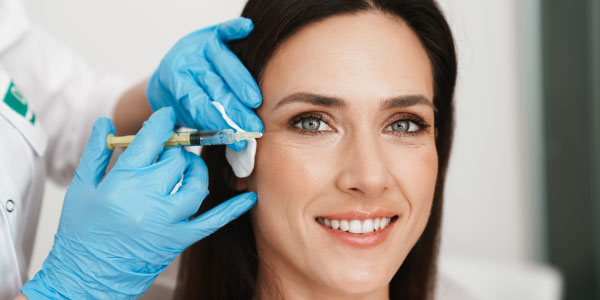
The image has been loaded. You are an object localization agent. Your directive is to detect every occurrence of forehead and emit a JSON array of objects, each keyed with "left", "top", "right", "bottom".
[{"left": 260, "top": 11, "right": 434, "bottom": 109}]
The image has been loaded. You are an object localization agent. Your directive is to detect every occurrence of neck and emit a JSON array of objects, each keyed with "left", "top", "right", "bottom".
[{"left": 253, "top": 262, "right": 390, "bottom": 300}]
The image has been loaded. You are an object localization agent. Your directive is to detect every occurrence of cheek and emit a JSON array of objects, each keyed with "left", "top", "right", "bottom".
[
  {"left": 250, "top": 136, "right": 335, "bottom": 231},
  {"left": 399, "top": 146, "right": 438, "bottom": 201},
  {"left": 251, "top": 127, "right": 345, "bottom": 194},
  {"left": 253, "top": 138, "right": 332, "bottom": 201},
  {"left": 389, "top": 145, "right": 438, "bottom": 242}
]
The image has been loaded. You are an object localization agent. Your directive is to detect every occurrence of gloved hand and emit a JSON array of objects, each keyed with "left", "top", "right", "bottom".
[
  {"left": 21, "top": 107, "right": 256, "bottom": 299},
  {"left": 147, "top": 17, "right": 263, "bottom": 151}
]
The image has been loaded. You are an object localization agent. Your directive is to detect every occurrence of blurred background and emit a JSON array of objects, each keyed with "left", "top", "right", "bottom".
[{"left": 19, "top": 0, "right": 599, "bottom": 299}]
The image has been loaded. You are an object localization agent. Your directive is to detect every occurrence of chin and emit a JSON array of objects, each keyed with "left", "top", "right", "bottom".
[{"left": 322, "top": 265, "right": 392, "bottom": 296}]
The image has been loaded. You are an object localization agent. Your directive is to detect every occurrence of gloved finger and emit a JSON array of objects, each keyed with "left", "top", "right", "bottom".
[
  {"left": 196, "top": 70, "right": 264, "bottom": 133},
  {"left": 153, "top": 147, "right": 189, "bottom": 196},
  {"left": 205, "top": 37, "right": 262, "bottom": 108},
  {"left": 115, "top": 107, "right": 176, "bottom": 169},
  {"left": 73, "top": 118, "right": 115, "bottom": 187},
  {"left": 217, "top": 17, "right": 254, "bottom": 42},
  {"left": 168, "top": 151, "right": 209, "bottom": 221},
  {"left": 146, "top": 73, "right": 197, "bottom": 128},
  {"left": 181, "top": 192, "right": 257, "bottom": 241},
  {"left": 162, "top": 63, "right": 206, "bottom": 105},
  {"left": 181, "top": 88, "right": 248, "bottom": 151}
]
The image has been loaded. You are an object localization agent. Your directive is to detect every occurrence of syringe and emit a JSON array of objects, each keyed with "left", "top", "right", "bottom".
[{"left": 106, "top": 129, "right": 262, "bottom": 150}]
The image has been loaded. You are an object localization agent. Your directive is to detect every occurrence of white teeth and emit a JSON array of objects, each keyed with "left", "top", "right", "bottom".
[
  {"left": 331, "top": 219, "right": 340, "bottom": 230},
  {"left": 380, "top": 217, "right": 391, "bottom": 229},
  {"left": 318, "top": 217, "right": 394, "bottom": 234},
  {"left": 349, "top": 220, "right": 362, "bottom": 233},
  {"left": 362, "top": 219, "right": 374, "bottom": 233},
  {"left": 340, "top": 220, "right": 350, "bottom": 232}
]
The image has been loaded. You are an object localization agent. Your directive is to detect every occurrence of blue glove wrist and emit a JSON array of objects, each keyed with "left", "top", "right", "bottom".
[{"left": 22, "top": 234, "right": 163, "bottom": 299}]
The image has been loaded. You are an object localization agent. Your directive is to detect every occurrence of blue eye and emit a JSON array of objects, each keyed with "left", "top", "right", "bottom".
[
  {"left": 387, "top": 120, "right": 421, "bottom": 133},
  {"left": 302, "top": 118, "right": 321, "bottom": 131},
  {"left": 293, "top": 116, "right": 333, "bottom": 132}
]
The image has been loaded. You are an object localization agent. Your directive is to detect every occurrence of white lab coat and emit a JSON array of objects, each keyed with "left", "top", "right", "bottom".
[{"left": 0, "top": 0, "right": 129, "bottom": 298}]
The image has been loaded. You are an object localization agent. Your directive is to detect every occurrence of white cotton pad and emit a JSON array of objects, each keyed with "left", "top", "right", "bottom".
[{"left": 211, "top": 101, "right": 257, "bottom": 178}]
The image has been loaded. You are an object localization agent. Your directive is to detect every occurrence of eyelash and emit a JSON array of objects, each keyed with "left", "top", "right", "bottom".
[
  {"left": 385, "top": 114, "right": 431, "bottom": 137},
  {"left": 288, "top": 112, "right": 431, "bottom": 136}
]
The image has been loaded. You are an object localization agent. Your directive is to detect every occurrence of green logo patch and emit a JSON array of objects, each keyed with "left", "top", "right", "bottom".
[{"left": 3, "top": 82, "right": 35, "bottom": 124}]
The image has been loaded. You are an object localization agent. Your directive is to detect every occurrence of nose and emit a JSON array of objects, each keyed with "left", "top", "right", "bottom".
[{"left": 335, "top": 132, "right": 394, "bottom": 199}]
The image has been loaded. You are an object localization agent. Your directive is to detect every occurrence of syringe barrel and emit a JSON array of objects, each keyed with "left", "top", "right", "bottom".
[{"left": 189, "top": 129, "right": 236, "bottom": 146}]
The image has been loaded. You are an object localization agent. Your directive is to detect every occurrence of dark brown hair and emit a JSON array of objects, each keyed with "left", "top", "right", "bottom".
[{"left": 174, "top": 0, "right": 456, "bottom": 299}]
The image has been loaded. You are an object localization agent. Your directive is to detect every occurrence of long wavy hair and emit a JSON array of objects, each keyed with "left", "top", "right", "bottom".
[{"left": 174, "top": 0, "right": 456, "bottom": 299}]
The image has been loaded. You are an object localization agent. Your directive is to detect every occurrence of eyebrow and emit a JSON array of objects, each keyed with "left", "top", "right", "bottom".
[
  {"left": 273, "top": 93, "right": 346, "bottom": 111},
  {"left": 272, "top": 92, "right": 436, "bottom": 112},
  {"left": 381, "top": 95, "right": 437, "bottom": 113}
]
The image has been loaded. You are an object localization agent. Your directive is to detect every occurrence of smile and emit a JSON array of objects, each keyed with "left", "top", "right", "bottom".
[
  {"left": 316, "top": 216, "right": 397, "bottom": 234},
  {"left": 314, "top": 212, "right": 399, "bottom": 248}
]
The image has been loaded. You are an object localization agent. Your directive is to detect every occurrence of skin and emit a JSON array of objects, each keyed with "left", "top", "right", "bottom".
[
  {"left": 113, "top": 78, "right": 153, "bottom": 135},
  {"left": 240, "top": 12, "right": 439, "bottom": 300}
]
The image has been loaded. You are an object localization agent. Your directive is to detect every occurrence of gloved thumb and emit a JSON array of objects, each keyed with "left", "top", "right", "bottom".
[
  {"left": 73, "top": 118, "right": 115, "bottom": 187},
  {"left": 217, "top": 17, "right": 254, "bottom": 42},
  {"left": 183, "top": 192, "right": 257, "bottom": 242}
]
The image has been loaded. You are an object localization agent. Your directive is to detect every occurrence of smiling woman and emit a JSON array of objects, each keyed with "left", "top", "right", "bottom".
[{"left": 174, "top": 0, "right": 456, "bottom": 299}]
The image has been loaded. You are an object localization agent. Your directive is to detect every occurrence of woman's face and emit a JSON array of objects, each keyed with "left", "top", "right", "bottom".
[{"left": 244, "top": 12, "right": 437, "bottom": 298}]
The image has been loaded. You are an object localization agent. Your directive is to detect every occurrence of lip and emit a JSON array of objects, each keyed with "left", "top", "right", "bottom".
[{"left": 315, "top": 210, "right": 398, "bottom": 249}]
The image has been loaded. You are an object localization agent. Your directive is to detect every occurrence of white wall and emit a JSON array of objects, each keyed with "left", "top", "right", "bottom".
[
  {"left": 22, "top": 0, "right": 544, "bottom": 279},
  {"left": 436, "top": 0, "right": 544, "bottom": 262}
]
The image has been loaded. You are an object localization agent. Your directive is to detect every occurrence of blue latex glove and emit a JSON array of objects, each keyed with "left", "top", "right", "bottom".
[
  {"left": 21, "top": 108, "right": 256, "bottom": 299},
  {"left": 147, "top": 17, "right": 263, "bottom": 151}
]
